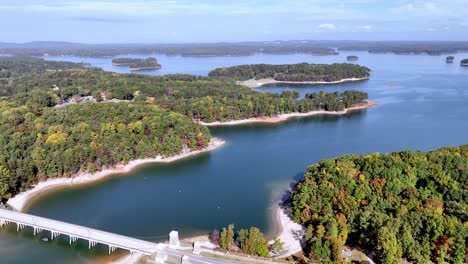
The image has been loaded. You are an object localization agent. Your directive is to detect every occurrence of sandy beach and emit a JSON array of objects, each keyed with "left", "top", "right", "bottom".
[
  {"left": 7, "top": 137, "right": 226, "bottom": 212},
  {"left": 269, "top": 204, "right": 305, "bottom": 259},
  {"left": 200, "top": 101, "right": 377, "bottom": 127},
  {"left": 239, "top": 77, "right": 369, "bottom": 88}
]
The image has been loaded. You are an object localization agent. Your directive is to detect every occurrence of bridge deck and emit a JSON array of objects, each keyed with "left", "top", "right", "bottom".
[{"left": 0, "top": 208, "right": 157, "bottom": 255}]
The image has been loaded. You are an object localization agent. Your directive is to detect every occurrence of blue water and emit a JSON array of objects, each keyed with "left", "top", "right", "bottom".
[{"left": 0, "top": 51, "right": 467, "bottom": 263}]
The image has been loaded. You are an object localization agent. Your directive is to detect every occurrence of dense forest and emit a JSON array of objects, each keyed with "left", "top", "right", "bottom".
[
  {"left": 290, "top": 146, "right": 468, "bottom": 264},
  {"left": 129, "top": 57, "right": 161, "bottom": 70},
  {"left": 0, "top": 100, "right": 210, "bottom": 200},
  {"left": 208, "top": 63, "right": 370, "bottom": 82},
  {"left": 112, "top": 57, "right": 161, "bottom": 70},
  {"left": 4, "top": 70, "right": 369, "bottom": 122},
  {"left": 0, "top": 56, "right": 87, "bottom": 78},
  {"left": 112, "top": 58, "right": 143, "bottom": 65}
]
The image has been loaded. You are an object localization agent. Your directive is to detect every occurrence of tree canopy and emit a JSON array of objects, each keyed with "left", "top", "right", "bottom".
[
  {"left": 0, "top": 101, "right": 210, "bottom": 200},
  {"left": 208, "top": 63, "right": 370, "bottom": 82},
  {"left": 291, "top": 145, "right": 468, "bottom": 264}
]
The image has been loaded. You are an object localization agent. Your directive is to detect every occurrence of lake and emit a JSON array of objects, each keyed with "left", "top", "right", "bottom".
[{"left": 1, "top": 51, "right": 467, "bottom": 263}]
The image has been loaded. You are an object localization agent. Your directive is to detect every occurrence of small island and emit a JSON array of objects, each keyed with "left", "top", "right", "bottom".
[
  {"left": 446, "top": 56, "right": 455, "bottom": 63},
  {"left": 346, "top": 55, "right": 359, "bottom": 61},
  {"left": 209, "top": 63, "right": 370, "bottom": 88},
  {"left": 461, "top": 59, "right": 468, "bottom": 67},
  {"left": 112, "top": 57, "right": 161, "bottom": 71}
]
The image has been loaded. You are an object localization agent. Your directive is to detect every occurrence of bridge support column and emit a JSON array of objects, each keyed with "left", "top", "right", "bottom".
[
  {"left": 169, "top": 230, "right": 180, "bottom": 249},
  {"left": 108, "top": 245, "right": 116, "bottom": 254},
  {"left": 33, "top": 227, "right": 43, "bottom": 235},
  {"left": 50, "top": 231, "right": 60, "bottom": 240},
  {"left": 69, "top": 236, "right": 78, "bottom": 245},
  {"left": 89, "top": 240, "right": 97, "bottom": 249},
  {"left": 16, "top": 223, "right": 26, "bottom": 231},
  {"left": 0, "top": 219, "right": 9, "bottom": 227}
]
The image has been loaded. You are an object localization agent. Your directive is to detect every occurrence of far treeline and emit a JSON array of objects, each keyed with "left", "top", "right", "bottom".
[
  {"left": 291, "top": 145, "right": 468, "bottom": 264},
  {"left": 208, "top": 63, "right": 370, "bottom": 82},
  {"left": 4, "top": 69, "right": 369, "bottom": 122}
]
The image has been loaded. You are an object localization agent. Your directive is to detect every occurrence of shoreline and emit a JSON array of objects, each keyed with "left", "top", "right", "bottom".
[
  {"left": 7, "top": 138, "right": 226, "bottom": 212},
  {"left": 239, "top": 76, "right": 369, "bottom": 88},
  {"left": 270, "top": 204, "right": 304, "bottom": 258},
  {"left": 200, "top": 101, "right": 377, "bottom": 127}
]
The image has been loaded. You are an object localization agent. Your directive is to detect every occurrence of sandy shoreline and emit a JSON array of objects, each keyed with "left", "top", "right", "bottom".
[
  {"left": 239, "top": 77, "right": 369, "bottom": 88},
  {"left": 271, "top": 205, "right": 304, "bottom": 258},
  {"left": 7, "top": 138, "right": 226, "bottom": 212},
  {"left": 200, "top": 101, "right": 377, "bottom": 127}
]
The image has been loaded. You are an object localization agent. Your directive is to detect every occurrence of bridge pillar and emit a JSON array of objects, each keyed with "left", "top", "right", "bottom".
[
  {"left": 169, "top": 230, "right": 180, "bottom": 249},
  {"left": 16, "top": 223, "right": 26, "bottom": 231},
  {"left": 69, "top": 236, "right": 78, "bottom": 245},
  {"left": 0, "top": 219, "right": 9, "bottom": 227},
  {"left": 108, "top": 245, "right": 117, "bottom": 254},
  {"left": 33, "top": 227, "right": 43, "bottom": 235},
  {"left": 50, "top": 231, "right": 60, "bottom": 240},
  {"left": 89, "top": 240, "right": 97, "bottom": 249}
]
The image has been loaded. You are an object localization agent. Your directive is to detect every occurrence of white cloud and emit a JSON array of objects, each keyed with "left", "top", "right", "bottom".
[{"left": 318, "top": 23, "right": 336, "bottom": 29}]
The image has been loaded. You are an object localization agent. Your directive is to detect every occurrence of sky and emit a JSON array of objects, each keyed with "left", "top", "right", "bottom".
[{"left": 1, "top": 0, "right": 468, "bottom": 43}]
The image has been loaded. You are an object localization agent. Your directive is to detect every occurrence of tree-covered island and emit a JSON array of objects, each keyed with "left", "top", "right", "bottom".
[
  {"left": 208, "top": 63, "right": 370, "bottom": 83},
  {"left": 290, "top": 145, "right": 468, "bottom": 264},
  {"left": 446, "top": 56, "right": 455, "bottom": 63},
  {"left": 461, "top": 59, "right": 468, "bottom": 66},
  {"left": 112, "top": 57, "right": 161, "bottom": 71}
]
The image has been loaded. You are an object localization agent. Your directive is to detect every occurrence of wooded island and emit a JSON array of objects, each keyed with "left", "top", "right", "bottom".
[{"left": 208, "top": 63, "right": 370, "bottom": 82}]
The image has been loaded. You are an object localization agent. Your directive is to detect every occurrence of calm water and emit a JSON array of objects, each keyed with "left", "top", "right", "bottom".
[{"left": 1, "top": 52, "right": 468, "bottom": 263}]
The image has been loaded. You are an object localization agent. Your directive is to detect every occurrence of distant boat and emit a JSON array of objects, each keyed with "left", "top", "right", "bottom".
[
  {"left": 461, "top": 59, "right": 468, "bottom": 67},
  {"left": 347, "top": 55, "right": 359, "bottom": 61},
  {"left": 446, "top": 56, "right": 454, "bottom": 63},
  {"left": 42, "top": 238, "right": 49, "bottom": 242}
]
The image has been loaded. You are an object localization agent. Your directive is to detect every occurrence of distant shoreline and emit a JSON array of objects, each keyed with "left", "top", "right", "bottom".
[
  {"left": 129, "top": 66, "right": 162, "bottom": 71},
  {"left": 7, "top": 138, "right": 226, "bottom": 212},
  {"left": 238, "top": 76, "right": 369, "bottom": 88},
  {"left": 199, "top": 101, "right": 377, "bottom": 127}
]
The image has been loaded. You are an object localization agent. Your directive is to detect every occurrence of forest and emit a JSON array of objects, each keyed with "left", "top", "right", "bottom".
[
  {"left": 4, "top": 70, "right": 369, "bottom": 122},
  {"left": 208, "top": 63, "right": 370, "bottom": 82},
  {"left": 290, "top": 145, "right": 468, "bottom": 264},
  {"left": 0, "top": 56, "right": 87, "bottom": 78},
  {"left": 0, "top": 100, "right": 210, "bottom": 200},
  {"left": 112, "top": 57, "right": 161, "bottom": 70}
]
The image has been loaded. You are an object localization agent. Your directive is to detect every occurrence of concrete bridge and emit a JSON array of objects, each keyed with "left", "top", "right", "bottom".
[
  {"left": 0, "top": 208, "right": 159, "bottom": 255},
  {"left": 0, "top": 208, "right": 278, "bottom": 263}
]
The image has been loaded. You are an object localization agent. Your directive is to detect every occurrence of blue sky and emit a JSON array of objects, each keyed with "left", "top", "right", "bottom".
[{"left": 1, "top": 0, "right": 468, "bottom": 43}]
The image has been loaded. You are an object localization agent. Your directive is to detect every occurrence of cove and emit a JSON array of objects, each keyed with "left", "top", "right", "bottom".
[{"left": 1, "top": 51, "right": 468, "bottom": 263}]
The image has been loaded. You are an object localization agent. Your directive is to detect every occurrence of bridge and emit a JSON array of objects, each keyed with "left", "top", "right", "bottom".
[
  {"left": 0, "top": 208, "right": 159, "bottom": 255},
  {"left": 0, "top": 208, "right": 279, "bottom": 263}
]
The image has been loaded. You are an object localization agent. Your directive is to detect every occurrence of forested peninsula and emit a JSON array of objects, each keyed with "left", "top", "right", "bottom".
[
  {"left": 208, "top": 63, "right": 370, "bottom": 83},
  {"left": 0, "top": 100, "right": 211, "bottom": 200},
  {"left": 4, "top": 69, "right": 370, "bottom": 123},
  {"left": 290, "top": 145, "right": 468, "bottom": 264}
]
